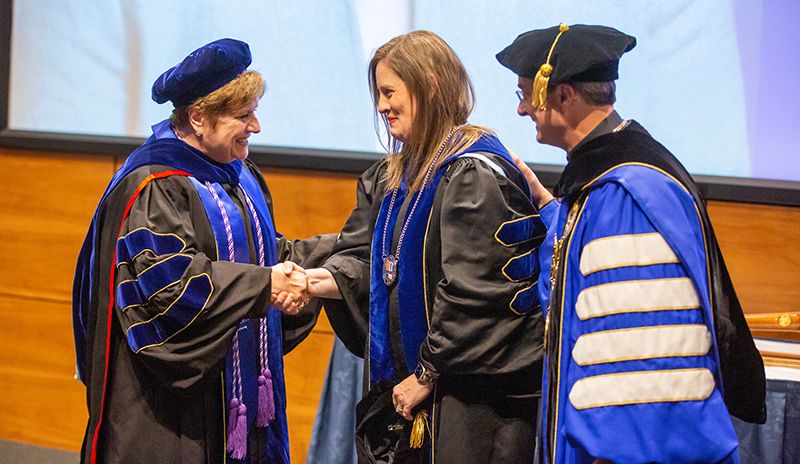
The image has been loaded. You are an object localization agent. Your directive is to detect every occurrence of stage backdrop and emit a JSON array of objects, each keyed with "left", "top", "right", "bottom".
[{"left": 6, "top": 0, "right": 800, "bottom": 182}]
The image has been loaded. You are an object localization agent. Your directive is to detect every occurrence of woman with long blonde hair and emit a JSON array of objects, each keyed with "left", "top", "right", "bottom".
[{"left": 308, "top": 30, "right": 547, "bottom": 463}]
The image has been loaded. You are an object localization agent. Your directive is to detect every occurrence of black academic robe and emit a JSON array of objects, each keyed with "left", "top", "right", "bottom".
[
  {"left": 323, "top": 139, "right": 547, "bottom": 463},
  {"left": 74, "top": 140, "right": 335, "bottom": 464}
]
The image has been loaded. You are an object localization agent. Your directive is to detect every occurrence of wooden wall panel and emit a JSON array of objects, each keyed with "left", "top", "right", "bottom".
[
  {"left": 0, "top": 149, "right": 115, "bottom": 300},
  {"left": 261, "top": 167, "right": 359, "bottom": 239},
  {"left": 707, "top": 201, "right": 800, "bottom": 315},
  {"left": 0, "top": 149, "right": 115, "bottom": 453},
  {"left": 0, "top": 295, "right": 88, "bottom": 450}
]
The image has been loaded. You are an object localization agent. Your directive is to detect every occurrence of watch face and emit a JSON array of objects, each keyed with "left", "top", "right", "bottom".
[{"left": 414, "top": 364, "right": 435, "bottom": 384}]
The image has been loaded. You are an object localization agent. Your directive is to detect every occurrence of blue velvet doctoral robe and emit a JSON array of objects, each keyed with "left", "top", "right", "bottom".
[{"left": 541, "top": 121, "right": 765, "bottom": 464}]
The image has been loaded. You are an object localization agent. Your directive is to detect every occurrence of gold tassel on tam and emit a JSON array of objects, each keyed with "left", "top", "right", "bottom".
[
  {"left": 532, "top": 23, "right": 569, "bottom": 110},
  {"left": 409, "top": 409, "right": 429, "bottom": 448}
]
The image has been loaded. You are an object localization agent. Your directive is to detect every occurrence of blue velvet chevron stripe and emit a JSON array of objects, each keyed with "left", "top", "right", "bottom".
[
  {"left": 126, "top": 274, "right": 213, "bottom": 352},
  {"left": 117, "top": 280, "right": 147, "bottom": 310},
  {"left": 503, "top": 250, "right": 540, "bottom": 315},
  {"left": 503, "top": 249, "right": 540, "bottom": 282},
  {"left": 115, "top": 228, "right": 191, "bottom": 311},
  {"left": 117, "top": 255, "right": 194, "bottom": 310},
  {"left": 496, "top": 215, "right": 548, "bottom": 247},
  {"left": 72, "top": 129, "right": 298, "bottom": 462},
  {"left": 115, "top": 227, "right": 186, "bottom": 265},
  {"left": 509, "top": 285, "right": 538, "bottom": 315},
  {"left": 466, "top": 139, "right": 544, "bottom": 315},
  {"left": 136, "top": 255, "right": 192, "bottom": 297}
]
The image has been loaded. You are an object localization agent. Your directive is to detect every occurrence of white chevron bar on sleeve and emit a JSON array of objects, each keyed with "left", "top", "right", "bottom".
[
  {"left": 569, "top": 369, "right": 715, "bottom": 410},
  {"left": 575, "top": 278, "right": 700, "bottom": 320},
  {"left": 580, "top": 233, "right": 678, "bottom": 276},
  {"left": 572, "top": 325, "right": 712, "bottom": 366}
]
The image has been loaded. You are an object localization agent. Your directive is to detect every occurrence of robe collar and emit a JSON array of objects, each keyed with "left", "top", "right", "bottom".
[
  {"left": 551, "top": 120, "right": 690, "bottom": 199},
  {"left": 568, "top": 109, "right": 624, "bottom": 157}
]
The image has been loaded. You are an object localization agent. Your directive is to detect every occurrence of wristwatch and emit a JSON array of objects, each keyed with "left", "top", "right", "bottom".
[{"left": 414, "top": 363, "right": 439, "bottom": 386}]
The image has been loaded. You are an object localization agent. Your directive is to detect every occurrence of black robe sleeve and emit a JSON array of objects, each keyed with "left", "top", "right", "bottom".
[
  {"left": 321, "top": 159, "right": 388, "bottom": 358},
  {"left": 418, "top": 156, "right": 544, "bottom": 376},
  {"left": 115, "top": 175, "right": 274, "bottom": 391}
]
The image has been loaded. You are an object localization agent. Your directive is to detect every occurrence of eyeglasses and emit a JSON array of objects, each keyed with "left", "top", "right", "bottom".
[{"left": 515, "top": 90, "right": 525, "bottom": 102}]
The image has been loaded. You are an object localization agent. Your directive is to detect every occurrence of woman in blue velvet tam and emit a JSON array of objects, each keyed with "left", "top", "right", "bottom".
[
  {"left": 306, "top": 30, "right": 548, "bottom": 464},
  {"left": 73, "top": 38, "right": 335, "bottom": 464}
]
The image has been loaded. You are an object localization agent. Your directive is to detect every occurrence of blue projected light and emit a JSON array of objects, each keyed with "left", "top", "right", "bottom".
[{"left": 7, "top": 0, "right": 800, "bottom": 183}]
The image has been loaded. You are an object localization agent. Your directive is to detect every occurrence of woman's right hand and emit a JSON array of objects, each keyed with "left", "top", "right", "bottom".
[{"left": 270, "top": 261, "right": 314, "bottom": 314}]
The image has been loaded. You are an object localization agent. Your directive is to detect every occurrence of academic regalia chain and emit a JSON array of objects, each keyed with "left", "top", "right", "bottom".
[{"left": 380, "top": 124, "right": 466, "bottom": 287}]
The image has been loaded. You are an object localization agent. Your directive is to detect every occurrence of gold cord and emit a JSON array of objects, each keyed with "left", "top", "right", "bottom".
[
  {"left": 410, "top": 409, "right": 429, "bottom": 448},
  {"left": 532, "top": 23, "right": 569, "bottom": 110}
]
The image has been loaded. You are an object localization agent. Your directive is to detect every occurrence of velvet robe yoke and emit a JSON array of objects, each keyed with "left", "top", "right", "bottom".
[{"left": 73, "top": 137, "right": 333, "bottom": 464}]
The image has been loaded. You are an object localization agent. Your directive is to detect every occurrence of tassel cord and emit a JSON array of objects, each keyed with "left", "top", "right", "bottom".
[
  {"left": 243, "top": 189, "right": 275, "bottom": 427},
  {"left": 532, "top": 23, "right": 570, "bottom": 110},
  {"left": 208, "top": 181, "right": 250, "bottom": 458}
]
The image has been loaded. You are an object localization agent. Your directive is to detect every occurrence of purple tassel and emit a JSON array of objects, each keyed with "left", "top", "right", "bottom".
[
  {"left": 226, "top": 398, "right": 239, "bottom": 438},
  {"left": 226, "top": 399, "right": 248, "bottom": 459},
  {"left": 257, "top": 368, "right": 276, "bottom": 427}
]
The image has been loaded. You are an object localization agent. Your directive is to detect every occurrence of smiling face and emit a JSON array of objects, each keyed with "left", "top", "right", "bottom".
[
  {"left": 199, "top": 100, "right": 261, "bottom": 164},
  {"left": 517, "top": 76, "right": 568, "bottom": 149},
  {"left": 375, "top": 60, "right": 417, "bottom": 144}
]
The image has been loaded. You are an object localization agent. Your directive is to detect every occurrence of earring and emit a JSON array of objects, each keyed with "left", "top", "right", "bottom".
[{"left": 195, "top": 131, "right": 202, "bottom": 137}]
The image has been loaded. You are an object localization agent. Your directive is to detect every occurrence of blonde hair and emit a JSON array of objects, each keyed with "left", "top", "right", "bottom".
[
  {"left": 368, "top": 30, "right": 493, "bottom": 192},
  {"left": 171, "top": 70, "right": 265, "bottom": 129}
]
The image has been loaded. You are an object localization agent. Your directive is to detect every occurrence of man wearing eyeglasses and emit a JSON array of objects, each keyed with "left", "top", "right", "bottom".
[{"left": 496, "top": 23, "right": 766, "bottom": 464}]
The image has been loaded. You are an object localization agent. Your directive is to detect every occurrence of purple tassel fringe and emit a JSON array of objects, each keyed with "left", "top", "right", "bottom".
[
  {"left": 257, "top": 368, "right": 276, "bottom": 427},
  {"left": 226, "top": 399, "right": 248, "bottom": 459}
]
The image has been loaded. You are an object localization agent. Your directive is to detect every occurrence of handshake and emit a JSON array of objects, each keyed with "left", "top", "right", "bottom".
[{"left": 270, "top": 261, "right": 315, "bottom": 315}]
